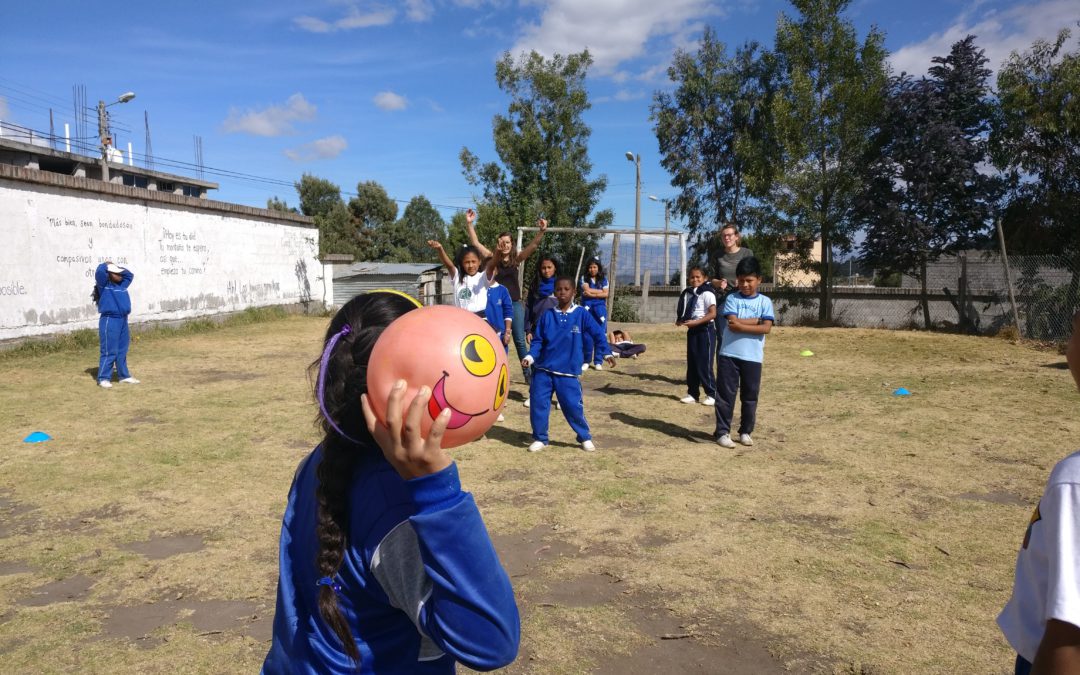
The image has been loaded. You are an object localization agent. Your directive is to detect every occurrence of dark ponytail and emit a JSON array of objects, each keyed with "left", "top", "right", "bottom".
[
  {"left": 307, "top": 292, "right": 419, "bottom": 666},
  {"left": 92, "top": 285, "right": 101, "bottom": 305}
]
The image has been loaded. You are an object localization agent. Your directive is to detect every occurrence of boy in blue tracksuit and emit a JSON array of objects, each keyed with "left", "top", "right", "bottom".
[
  {"left": 521, "top": 277, "right": 615, "bottom": 453},
  {"left": 93, "top": 261, "right": 138, "bottom": 388},
  {"left": 485, "top": 281, "right": 514, "bottom": 354}
]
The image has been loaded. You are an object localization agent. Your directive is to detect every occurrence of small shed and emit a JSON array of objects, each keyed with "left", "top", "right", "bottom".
[{"left": 331, "top": 262, "right": 442, "bottom": 307}]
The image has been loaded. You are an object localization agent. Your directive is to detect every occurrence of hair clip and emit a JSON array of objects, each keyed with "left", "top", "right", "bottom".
[{"left": 316, "top": 576, "right": 342, "bottom": 594}]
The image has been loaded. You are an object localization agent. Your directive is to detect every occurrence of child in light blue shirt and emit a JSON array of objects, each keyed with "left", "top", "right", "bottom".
[{"left": 714, "top": 256, "right": 774, "bottom": 449}]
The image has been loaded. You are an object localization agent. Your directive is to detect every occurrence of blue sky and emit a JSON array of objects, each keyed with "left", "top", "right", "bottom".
[{"left": 2, "top": 0, "right": 1077, "bottom": 234}]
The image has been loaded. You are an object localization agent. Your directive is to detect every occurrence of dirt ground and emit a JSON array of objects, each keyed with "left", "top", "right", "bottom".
[{"left": 0, "top": 316, "right": 1075, "bottom": 673}]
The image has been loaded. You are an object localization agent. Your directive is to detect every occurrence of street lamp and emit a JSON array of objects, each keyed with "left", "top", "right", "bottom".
[
  {"left": 98, "top": 91, "right": 135, "bottom": 182},
  {"left": 649, "top": 195, "right": 671, "bottom": 284},
  {"left": 625, "top": 151, "right": 641, "bottom": 286}
]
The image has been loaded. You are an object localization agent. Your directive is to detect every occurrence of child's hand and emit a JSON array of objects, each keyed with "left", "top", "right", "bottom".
[
  {"left": 537, "top": 217, "right": 548, "bottom": 232},
  {"left": 426, "top": 239, "right": 443, "bottom": 251},
  {"left": 726, "top": 316, "right": 741, "bottom": 332},
  {"left": 361, "top": 380, "right": 452, "bottom": 480},
  {"left": 675, "top": 320, "right": 684, "bottom": 327},
  {"left": 604, "top": 355, "right": 617, "bottom": 368},
  {"left": 466, "top": 208, "right": 476, "bottom": 225},
  {"left": 719, "top": 278, "right": 728, "bottom": 290},
  {"left": 503, "top": 330, "right": 512, "bottom": 346}
]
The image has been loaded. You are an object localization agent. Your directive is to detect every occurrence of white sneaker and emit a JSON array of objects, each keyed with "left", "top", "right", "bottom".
[
  {"left": 581, "top": 363, "right": 590, "bottom": 372},
  {"left": 581, "top": 440, "right": 596, "bottom": 452},
  {"left": 523, "top": 398, "right": 530, "bottom": 408},
  {"left": 679, "top": 395, "right": 696, "bottom": 404},
  {"left": 716, "top": 434, "right": 736, "bottom": 449},
  {"left": 702, "top": 396, "right": 715, "bottom": 406},
  {"left": 593, "top": 363, "right": 602, "bottom": 371},
  {"left": 119, "top": 377, "right": 140, "bottom": 384},
  {"left": 739, "top": 433, "right": 753, "bottom": 446},
  {"left": 496, "top": 413, "right": 505, "bottom": 422},
  {"left": 98, "top": 380, "right": 113, "bottom": 389},
  {"left": 527, "top": 441, "right": 546, "bottom": 453},
  {"left": 555, "top": 400, "right": 561, "bottom": 411}
]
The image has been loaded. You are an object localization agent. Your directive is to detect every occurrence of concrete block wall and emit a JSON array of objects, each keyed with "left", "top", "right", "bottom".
[{"left": 0, "top": 164, "right": 323, "bottom": 341}]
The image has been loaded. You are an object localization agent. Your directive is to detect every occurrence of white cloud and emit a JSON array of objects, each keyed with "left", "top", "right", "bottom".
[
  {"left": 294, "top": 4, "right": 396, "bottom": 33},
  {"left": 509, "top": 0, "right": 723, "bottom": 75},
  {"left": 405, "top": 0, "right": 435, "bottom": 21},
  {"left": 222, "top": 93, "right": 317, "bottom": 136},
  {"left": 890, "top": 0, "right": 1080, "bottom": 76},
  {"left": 373, "top": 91, "right": 409, "bottom": 111},
  {"left": 285, "top": 135, "right": 348, "bottom": 162}
]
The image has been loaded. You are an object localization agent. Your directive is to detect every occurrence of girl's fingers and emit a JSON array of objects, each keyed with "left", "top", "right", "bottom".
[
  {"left": 361, "top": 393, "right": 378, "bottom": 434},
  {"left": 427, "top": 407, "right": 451, "bottom": 450},
  {"left": 384, "top": 379, "right": 407, "bottom": 437},
  {"left": 402, "top": 386, "right": 431, "bottom": 447}
]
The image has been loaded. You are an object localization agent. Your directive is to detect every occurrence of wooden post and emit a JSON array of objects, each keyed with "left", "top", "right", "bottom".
[
  {"left": 996, "top": 218, "right": 1022, "bottom": 336},
  {"left": 641, "top": 270, "right": 652, "bottom": 319},
  {"left": 958, "top": 252, "right": 968, "bottom": 332},
  {"left": 607, "top": 234, "right": 620, "bottom": 318}
]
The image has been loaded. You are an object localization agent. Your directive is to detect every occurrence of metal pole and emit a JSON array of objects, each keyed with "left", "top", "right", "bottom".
[
  {"left": 607, "top": 234, "right": 620, "bottom": 319},
  {"left": 97, "top": 99, "right": 110, "bottom": 182},
  {"left": 678, "top": 232, "right": 687, "bottom": 291},
  {"left": 996, "top": 218, "right": 1022, "bottom": 335},
  {"left": 663, "top": 201, "right": 670, "bottom": 284},
  {"left": 633, "top": 156, "right": 641, "bottom": 287}
]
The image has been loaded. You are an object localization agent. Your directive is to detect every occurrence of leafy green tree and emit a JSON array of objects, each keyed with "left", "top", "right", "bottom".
[
  {"left": 266, "top": 196, "right": 298, "bottom": 213},
  {"left": 857, "top": 36, "right": 1001, "bottom": 328},
  {"left": 371, "top": 195, "right": 446, "bottom": 262},
  {"left": 651, "top": 29, "right": 779, "bottom": 236},
  {"left": 348, "top": 180, "right": 398, "bottom": 260},
  {"left": 770, "top": 0, "right": 888, "bottom": 321},
  {"left": 460, "top": 49, "right": 612, "bottom": 287},
  {"left": 992, "top": 27, "right": 1080, "bottom": 312},
  {"left": 294, "top": 174, "right": 356, "bottom": 257}
]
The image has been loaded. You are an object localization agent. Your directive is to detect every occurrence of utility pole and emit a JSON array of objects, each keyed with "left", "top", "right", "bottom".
[
  {"left": 97, "top": 91, "right": 135, "bottom": 183},
  {"left": 626, "top": 151, "right": 641, "bottom": 286},
  {"left": 649, "top": 195, "right": 671, "bottom": 284}
]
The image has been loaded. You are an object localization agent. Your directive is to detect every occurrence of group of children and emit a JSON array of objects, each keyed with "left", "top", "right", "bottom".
[{"left": 677, "top": 256, "right": 775, "bottom": 449}]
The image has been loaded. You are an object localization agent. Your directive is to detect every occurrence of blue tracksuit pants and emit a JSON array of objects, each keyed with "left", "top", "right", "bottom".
[
  {"left": 714, "top": 355, "right": 761, "bottom": 437},
  {"left": 686, "top": 322, "right": 716, "bottom": 399},
  {"left": 98, "top": 315, "right": 131, "bottom": 382},
  {"left": 529, "top": 369, "right": 590, "bottom": 443},
  {"left": 512, "top": 300, "right": 530, "bottom": 384},
  {"left": 581, "top": 305, "right": 607, "bottom": 365}
]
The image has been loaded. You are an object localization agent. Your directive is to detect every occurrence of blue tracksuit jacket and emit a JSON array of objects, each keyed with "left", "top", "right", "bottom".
[
  {"left": 485, "top": 284, "right": 513, "bottom": 347},
  {"left": 95, "top": 263, "right": 134, "bottom": 382},
  {"left": 263, "top": 450, "right": 520, "bottom": 674}
]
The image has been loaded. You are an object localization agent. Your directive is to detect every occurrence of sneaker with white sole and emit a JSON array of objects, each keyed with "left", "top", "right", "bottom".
[
  {"left": 555, "top": 400, "right": 561, "bottom": 411},
  {"left": 679, "top": 395, "right": 696, "bottom": 404},
  {"left": 702, "top": 396, "right": 715, "bottom": 406},
  {"left": 496, "top": 413, "right": 505, "bottom": 422},
  {"left": 581, "top": 440, "right": 596, "bottom": 452},
  {"left": 527, "top": 441, "right": 546, "bottom": 452},
  {"left": 716, "top": 434, "right": 736, "bottom": 448},
  {"left": 523, "top": 398, "right": 530, "bottom": 408},
  {"left": 593, "top": 363, "right": 602, "bottom": 371},
  {"left": 119, "top": 377, "right": 140, "bottom": 384},
  {"left": 98, "top": 380, "right": 113, "bottom": 389},
  {"left": 738, "top": 433, "right": 753, "bottom": 446},
  {"left": 581, "top": 363, "right": 590, "bottom": 372}
]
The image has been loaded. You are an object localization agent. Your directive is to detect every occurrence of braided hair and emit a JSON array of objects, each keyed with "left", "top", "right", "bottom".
[{"left": 307, "top": 292, "right": 419, "bottom": 665}]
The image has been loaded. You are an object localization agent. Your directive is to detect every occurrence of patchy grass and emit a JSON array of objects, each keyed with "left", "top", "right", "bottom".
[{"left": 1, "top": 315, "right": 1074, "bottom": 673}]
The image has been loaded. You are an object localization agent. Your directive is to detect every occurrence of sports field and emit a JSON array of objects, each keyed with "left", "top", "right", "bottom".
[{"left": 0, "top": 315, "right": 1073, "bottom": 673}]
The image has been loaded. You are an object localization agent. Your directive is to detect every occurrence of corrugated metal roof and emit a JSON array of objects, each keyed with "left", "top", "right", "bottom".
[
  {"left": 333, "top": 262, "right": 441, "bottom": 280},
  {"left": 333, "top": 279, "right": 423, "bottom": 306}
]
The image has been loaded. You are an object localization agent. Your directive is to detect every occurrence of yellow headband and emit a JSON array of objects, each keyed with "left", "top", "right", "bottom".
[{"left": 369, "top": 288, "right": 422, "bottom": 308}]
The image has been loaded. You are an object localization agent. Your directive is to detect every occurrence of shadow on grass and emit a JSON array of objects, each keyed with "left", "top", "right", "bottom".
[
  {"left": 84, "top": 367, "right": 99, "bottom": 380},
  {"left": 608, "top": 411, "right": 712, "bottom": 442},
  {"left": 1041, "top": 361, "right": 1069, "bottom": 370},
  {"left": 594, "top": 384, "right": 674, "bottom": 400},
  {"left": 607, "top": 368, "right": 684, "bottom": 386},
  {"left": 485, "top": 424, "right": 534, "bottom": 449}
]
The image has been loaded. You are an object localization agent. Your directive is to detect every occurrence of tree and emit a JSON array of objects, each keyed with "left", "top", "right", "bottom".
[
  {"left": 651, "top": 29, "right": 779, "bottom": 237},
  {"left": 348, "top": 180, "right": 398, "bottom": 260},
  {"left": 294, "top": 174, "right": 355, "bottom": 257},
  {"left": 370, "top": 195, "right": 446, "bottom": 262},
  {"left": 460, "top": 49, "right": 612, "bottom": 287},
  {"left": 857, "top": 36, "right": 1001, "bottom": 328},
  {"left": 266, "top": 196, "right": 298, "bottom": 213},
  {"left": 992, "top": 28, "right": 1080, "bottom": 251},
  {"left": 771, "top": 0, "right": 888, "bottom": 321}
]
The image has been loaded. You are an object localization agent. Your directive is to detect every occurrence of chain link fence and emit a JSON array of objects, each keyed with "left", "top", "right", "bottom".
[{"left": 772, "top": 252, "right": 1079, "bottom": 341}]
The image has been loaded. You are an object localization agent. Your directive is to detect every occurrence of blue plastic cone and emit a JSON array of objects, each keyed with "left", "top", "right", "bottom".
[
  {"left": 23, "top": 431, "right": 52, "bottom": 443},
  {"left": 893, "top": 387, "right": 911, "bottom": 396}
]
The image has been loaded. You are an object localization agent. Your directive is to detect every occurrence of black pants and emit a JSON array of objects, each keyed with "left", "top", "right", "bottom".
[
  {"left": 714, "top": 354, "right": 761, "bottom": 437},
  {"left": 686, "top": 323, "right": 716, "bottom": 398}
]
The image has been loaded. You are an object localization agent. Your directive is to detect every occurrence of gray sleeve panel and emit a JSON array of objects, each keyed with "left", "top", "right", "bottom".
[{"left": 371, "top": 520, "right": 444, "bottom": 661}]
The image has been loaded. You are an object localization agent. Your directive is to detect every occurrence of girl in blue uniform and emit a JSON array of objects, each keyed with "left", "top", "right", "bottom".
[
  {"left": 263, "top": 291, "right": 520, "bottom": 674},
  {"left": 579, "top": 257, "right": 609, "bottom": 371},
  {"left": 522, "top": 277, "right": 615, "bottom": 453},
  {"left": 93, "top": 261, "right": 138, "bottom": 388}
]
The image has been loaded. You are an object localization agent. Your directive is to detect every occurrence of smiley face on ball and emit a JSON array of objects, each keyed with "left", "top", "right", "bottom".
[{"left": 368, "top": 306, "right": 510, "bottom": 448}]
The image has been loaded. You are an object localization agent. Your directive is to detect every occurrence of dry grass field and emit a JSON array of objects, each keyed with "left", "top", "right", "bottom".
[{"left": 1, "top": 314, "right": 1076, "bottom": 674}]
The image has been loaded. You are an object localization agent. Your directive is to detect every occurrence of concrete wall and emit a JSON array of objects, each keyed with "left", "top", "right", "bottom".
[{"left": 0, "top": 164, "right": 326, "bottom": 341}]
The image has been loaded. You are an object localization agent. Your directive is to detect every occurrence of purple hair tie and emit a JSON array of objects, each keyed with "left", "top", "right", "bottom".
[{"left": 317, "top": 324, "right": 360, "bottom": 444}]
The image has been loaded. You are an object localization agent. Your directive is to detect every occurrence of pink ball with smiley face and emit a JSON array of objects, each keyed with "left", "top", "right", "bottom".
[{"left": 367, "top": 305, "right": 509, "bottom": 449}]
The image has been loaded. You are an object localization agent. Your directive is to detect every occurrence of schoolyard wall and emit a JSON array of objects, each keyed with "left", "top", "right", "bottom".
[{"left": 0, "top": 164, "right": 327, "bottom": 341}]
